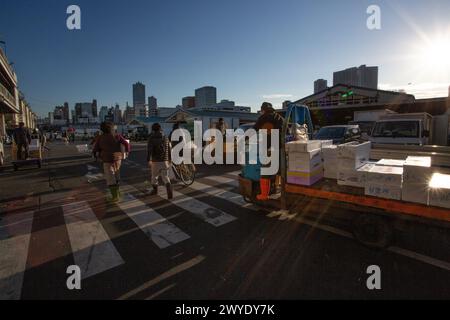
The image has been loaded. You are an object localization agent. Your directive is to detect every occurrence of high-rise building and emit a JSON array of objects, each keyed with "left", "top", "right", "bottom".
[
  {"left": 182, "top": 96, "right": 196, "bottom": 109},
  {"left": 148, "top": 96, "right": 157, "bottom": 116},
  {"left": 195, "top": 86, "right": 217, "bottom": 108},
  {"left": 99, "top": 106, "right": 109, "bottom": 122},
  {"left": 114, "top": 104, "right": 122, "bottom": 124},
  {"left": 314, "top": 79, "right": 328, "bottom": 93},
  {"left": 133, "top": 82, "right": 146, "bottom": 117},
  {"left": 333, "top": 65, "right": 378, "bottom": 89},
  {"left": 92, "top": 99, "right": 98, "bottom": 117}
]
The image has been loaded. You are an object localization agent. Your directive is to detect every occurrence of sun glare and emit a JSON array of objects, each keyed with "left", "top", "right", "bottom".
[{"left": 416, "top": 34, "right": 450, "bottom": 71}]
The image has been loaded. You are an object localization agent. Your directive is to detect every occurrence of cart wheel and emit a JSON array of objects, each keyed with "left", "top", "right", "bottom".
[{"left": 352, "top": 214, "right": 393, "bottom": 249}]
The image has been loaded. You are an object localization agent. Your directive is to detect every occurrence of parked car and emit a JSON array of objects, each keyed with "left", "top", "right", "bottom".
[{"left": 314, "top": 125, "right": 361, "bottom": 144}]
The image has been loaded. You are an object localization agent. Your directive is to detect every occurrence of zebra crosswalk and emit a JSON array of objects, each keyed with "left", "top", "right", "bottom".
[{"left": 0, "top": 169, "right": 259, "bottom": 299}]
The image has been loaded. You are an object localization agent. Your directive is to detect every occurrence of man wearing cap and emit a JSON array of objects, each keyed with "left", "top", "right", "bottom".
[
  {"left": 13, "top": 122, "right": 31, "bottom": 160},
  {"left": 253, "top": 102, "right": 284, "bottom": 201}
]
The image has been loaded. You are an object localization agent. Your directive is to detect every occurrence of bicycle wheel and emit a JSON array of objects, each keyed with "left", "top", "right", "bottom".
[{"left": 176, "top": 163, "right": 195, "bottom": 186}]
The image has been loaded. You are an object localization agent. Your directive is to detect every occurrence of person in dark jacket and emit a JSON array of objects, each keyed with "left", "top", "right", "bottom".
[
  {"left": 147, "top": 123, "right": 173, "bottom": 199},
  {"left": 253, "top": 102, "right": 284, "bottom": 201},
  {"left": 93, "top": 122, "right": 130, "bottom": 202},
  {"left": 13, "top": 122, "right": 31, "bottom": 160}
]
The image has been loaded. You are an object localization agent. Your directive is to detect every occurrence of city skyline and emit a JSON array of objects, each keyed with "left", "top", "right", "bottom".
[{"left": 1, "top": 0, "right": 450, "bottom": 117}]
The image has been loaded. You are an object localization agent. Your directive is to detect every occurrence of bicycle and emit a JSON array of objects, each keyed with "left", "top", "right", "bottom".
[{"left": 171, "top": 162, "right": 196, "bottom": 186}]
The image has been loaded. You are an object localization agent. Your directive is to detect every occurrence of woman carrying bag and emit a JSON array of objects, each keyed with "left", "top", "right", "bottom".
[{"left": 93, "top": 122, "right": 130, "bottom": 202}]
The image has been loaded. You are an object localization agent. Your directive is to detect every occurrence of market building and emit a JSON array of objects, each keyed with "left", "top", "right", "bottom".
[{"left": 294, "top": 84, "right": 450, "bottom": 127}]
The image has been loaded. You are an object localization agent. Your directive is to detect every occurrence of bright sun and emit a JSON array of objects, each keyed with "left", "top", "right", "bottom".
[{"left": 416, "top": 34, "right": 450, "bottom": 70}]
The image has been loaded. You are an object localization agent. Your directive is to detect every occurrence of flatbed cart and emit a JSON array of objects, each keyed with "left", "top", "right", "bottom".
[
  {"left": 239, "top": 104, "right": 450, "bottom": 248},
  {"left": 11, "top": 140, "right": 44, "bottom": 171}
]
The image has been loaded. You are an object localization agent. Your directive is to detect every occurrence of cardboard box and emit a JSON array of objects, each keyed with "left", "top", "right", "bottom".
[
  {"left": 402, "top": 183, "right": 429, "bottom": 205},
  {"left": 403, "top": 156, "right": 432, "bottom": 184},
  {"left": 376, "top": 159, "right": 405, "bottom": 167},
  {"left": 337, "top": 141, "right": 371, "bottom": 159},
  {"left": 366, "top": 165, "right": 403, "bottom": 186},
  {"left": 428, "top": 173, "right": 450, "bottom": 209},
  {"left": 288, "top": 149, "right": 322, "bottom": 173},
  {"left": 365, "top": 183, "right": 402, "bottom": 200},
  {"left": 286, "top": 140, "right": 321, "bottom": 153},
  {"left": 287, "top": 165, "right": 324, "bottom": 186}
]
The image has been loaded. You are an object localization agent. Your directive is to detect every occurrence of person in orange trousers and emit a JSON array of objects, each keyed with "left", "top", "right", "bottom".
[{"left": 253, "top": 102, "right": 284, "bottom": 201}]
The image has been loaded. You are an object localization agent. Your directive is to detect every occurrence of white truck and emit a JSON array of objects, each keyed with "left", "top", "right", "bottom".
[{"left": 369, "top": 112, "right": 449, "bottom": 146}]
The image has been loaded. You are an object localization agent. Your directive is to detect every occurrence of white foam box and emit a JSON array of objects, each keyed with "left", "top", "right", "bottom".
[
  {"left": 377, "top": 159, "right": 405, "bottom": 167},
  {"left": 322, "top": 145, "right": 338, "bottom": 159},
  {"left": 324, "top": 168, "right": 338, "bottom": 180},
  {"left": 337, "top": 141, "right": 371, "bottom": 159},
  {"left": 319, "top": 140, "right": 334, "bottom": 148},
  {"left": 288, "top": 149, "right": 322, "bottom": 173},
  {"left": 401, "top": 183, "right": 429, "bottom": 205},
  {"left": 337, "top": 162, "right": 377, "bottom": 187},
  {"left": 337, "top": 157, "right": 368, "bottom": 170},
  {"left": 403, "top": 156, "right": 432, "bottom": 184},
  {"left": 428, "top": 173, "right": 450, "bottom": 209},
  {"left": 365, "top": 183, "right": 402, "bottom": 200},
  {"left": 286, "top": 140, "right": 321, "bottom": 153},
  {"left": 366, "top": 165, "right": 403, "bottom": 186}
]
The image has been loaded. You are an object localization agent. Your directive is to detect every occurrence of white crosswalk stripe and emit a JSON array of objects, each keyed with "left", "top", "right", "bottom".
[
  {"left": 118, "top": 185, "right": 190, "bottom": 249},
  {"left": 158, "top": 186, "right": 237, "bottom": 227},
  {"left": 0, "top": 211, "right": 34, "bottom": 300},
  {"left": 62, "top": 201, "right": 124, "bottom": 279},
  {"left": 204, "top": 174, "right": 238, "bottom": 187},
  {"left": 187, "top": 181, "right": 257, "bottom": 210}
]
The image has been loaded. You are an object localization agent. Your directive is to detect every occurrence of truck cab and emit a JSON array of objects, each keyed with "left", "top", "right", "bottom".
[{"left": 369, "top": 113, "right": 433, "bottom": 146}]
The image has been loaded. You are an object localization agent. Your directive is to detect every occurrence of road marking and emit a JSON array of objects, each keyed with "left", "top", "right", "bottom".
[
  {"left": 0, "top": 211, "right": 34, "bottom": 300},
  {"left": 388, "top": 246, "right": 450, "bottom": 272},
  {"left": 118, "top": 255, "right": 205, "bottom": 300},
  {"left": 204, "top": 175, "right": 238, "bottom": 187},
  {"left": 159, "top": 187, "right": 237, "bottom": 227},
  {"left": 188, "top": 181, "right": 257, "bottom": 210},
  {"left": 62, "top": 201, "right": 124, "bottom": 279},
  {"left": 117, "top": 185, "right": 190, "bottom": 249}
]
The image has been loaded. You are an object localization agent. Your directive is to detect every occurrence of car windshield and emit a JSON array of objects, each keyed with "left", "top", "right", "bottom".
[
  {"left": 372, "top": 121, "right": 419, "bottom": 138},
  {"left": 315, "top": 127, "right": 346, "bottom": 139}
]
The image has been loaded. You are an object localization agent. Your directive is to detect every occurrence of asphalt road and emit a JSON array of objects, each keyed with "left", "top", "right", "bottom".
[{"left": 0, "top": 141, "right": 449, "bottom": 300}]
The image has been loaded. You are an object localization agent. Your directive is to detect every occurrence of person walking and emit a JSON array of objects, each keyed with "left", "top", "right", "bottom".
[
  {"left": 147, "top": 123, "right": 173, "bottom": 199},
  {"left": 13, "top": 122, "right": 31, "bottom": 160},
  {"left": 93, "top": 122, "right": 130, "bottom": 203},
  {"left": 253, "top": 102, "right": 284, "bottom": 201}
]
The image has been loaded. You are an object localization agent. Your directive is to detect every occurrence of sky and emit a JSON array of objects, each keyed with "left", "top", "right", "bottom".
[{"left": 1, "top": 0, "right": 449, "bottom": 117}]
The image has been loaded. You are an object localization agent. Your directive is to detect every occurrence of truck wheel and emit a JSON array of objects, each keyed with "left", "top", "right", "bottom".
[{"left": 352, "top": 214, "right": 393, "bottom": 249}]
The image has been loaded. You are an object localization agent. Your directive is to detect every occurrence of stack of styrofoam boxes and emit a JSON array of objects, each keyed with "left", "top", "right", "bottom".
[
  {"left": 429, "top": 173, "right": 450, "bottom": 209},
  {"left": 402, "top": 156, "right": 432, "bottom": 205},
  {"left": 286, "top": 140, "right": 323, "bottom": 186},
  {"left": 322, "top": 145, "right": 339, "bottom": 179},
  {"left": 336, "top": 141, "right": 372, "bottom": 187},
  {"left": 365, "top": 165, "right": 404, "bottom": 200}
]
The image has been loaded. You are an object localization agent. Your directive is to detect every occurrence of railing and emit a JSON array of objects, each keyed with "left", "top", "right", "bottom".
[
  {"left": 0, "top": 82, "right": 18, "bottom": 112},
  {"left": 0, "top": 48, "right": 17, "bottom": 83}
]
